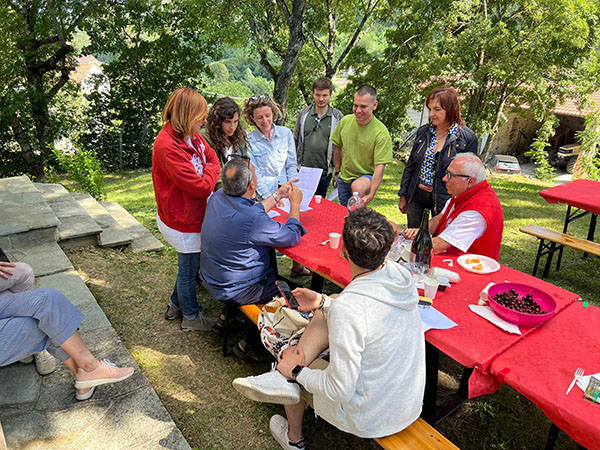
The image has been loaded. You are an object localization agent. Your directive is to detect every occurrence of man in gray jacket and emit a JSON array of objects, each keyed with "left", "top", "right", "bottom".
[
  {"left": 294, "top": 77, "right": 343, "bottom": 197},
  {"left": 233, "top": 208, "right": 425, "bottom": 449}
]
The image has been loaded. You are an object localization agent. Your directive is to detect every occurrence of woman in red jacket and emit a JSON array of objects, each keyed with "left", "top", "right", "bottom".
[{"left": 152, "top": 88, "right": 221, "bottom": 331}]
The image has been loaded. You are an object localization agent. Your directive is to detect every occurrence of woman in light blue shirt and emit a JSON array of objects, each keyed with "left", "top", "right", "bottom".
[{"left": 242, "top": 94, "right": 298, "bottom": 201}]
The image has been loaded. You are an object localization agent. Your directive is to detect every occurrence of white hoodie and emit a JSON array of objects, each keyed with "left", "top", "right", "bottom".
[{"left": 296, "top": 261, "right": 426, "bottom": 438}]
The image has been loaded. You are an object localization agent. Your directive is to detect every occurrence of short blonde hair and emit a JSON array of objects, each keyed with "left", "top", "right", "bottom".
[
  {"left": 161, "top": 88, "right": 208, "bottom": 138},
  {"left": 242, "top": 94, "right": 281, "bottom": 127}
]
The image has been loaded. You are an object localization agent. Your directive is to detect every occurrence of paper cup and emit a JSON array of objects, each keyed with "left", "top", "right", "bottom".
[
  {"left": 314, "top": 195, "right": 322, "bottom": 204},
  {"left": 329, "top": 232, "right": 341, "bottom": 249},
  {"left": 424, "top": 278, "right": 440, "bottom": 299}
]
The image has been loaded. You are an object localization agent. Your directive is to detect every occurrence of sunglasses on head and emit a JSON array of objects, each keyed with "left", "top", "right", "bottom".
[
  {"left": 226, "top": 154, "right": 251, "bottom": 166},
  {"left": 249, "top": 94, "right": 270, "bottom": 102}
]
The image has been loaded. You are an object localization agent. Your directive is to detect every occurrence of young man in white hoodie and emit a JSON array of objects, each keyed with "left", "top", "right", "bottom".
[{"left": 233, "top": 208, "right": 425, "bottom": 449}]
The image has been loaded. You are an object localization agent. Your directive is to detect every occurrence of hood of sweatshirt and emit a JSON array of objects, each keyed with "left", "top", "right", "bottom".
[{"left": 342, "top": 261, "right": 418, "bottom": 311}]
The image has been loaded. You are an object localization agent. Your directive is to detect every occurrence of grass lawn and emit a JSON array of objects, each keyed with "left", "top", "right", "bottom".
[{"left": 65, "top": 162, "right": 596, "bottom": 449}]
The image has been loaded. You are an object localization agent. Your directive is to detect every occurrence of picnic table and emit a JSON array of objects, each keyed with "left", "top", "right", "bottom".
[
  {"left": 489, "top": 301, "right": 600, "bottom": 449},
  {"left": 272, "top": 198, "right": 592, "bottom": 446},
  {"left": 539, "top": 179, "right": 600, "bottom": 270}
]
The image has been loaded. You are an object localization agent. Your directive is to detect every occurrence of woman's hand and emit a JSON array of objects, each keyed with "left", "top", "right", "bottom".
[
  {"left": 291, "top": 287, "right": 322, "bottom": 312},
  {"left": 0, "top": 262, "right": 15, "bottom": 280},
  {"left": 398, "top": 196, "right": 407, "bottom": 213}
]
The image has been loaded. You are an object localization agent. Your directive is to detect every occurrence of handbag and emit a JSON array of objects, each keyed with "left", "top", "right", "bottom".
[{"left": 258, "top": 296, "right": 312, "bottom": 360}]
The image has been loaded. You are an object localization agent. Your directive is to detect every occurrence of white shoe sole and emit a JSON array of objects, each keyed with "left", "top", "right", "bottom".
[
  {"left": 232, "top": 378, "right": 300, "bottom": 405},
  {"left": 75, "top": 370, "right": 134, "bottom": 389},
  {"left": 76, "top": 386, "right": 96, "bottom": 401}
]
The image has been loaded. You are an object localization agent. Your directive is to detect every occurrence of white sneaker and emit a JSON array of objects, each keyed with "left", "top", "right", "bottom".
[
  {"left": 270, "top": 414, "right": 306, "bottom": 449},
  {"left": 34, "top": 350, "right": 57, "bottom": 375},
  {"left": 232, "top": 370, "right": 300, "bottom": 405}
]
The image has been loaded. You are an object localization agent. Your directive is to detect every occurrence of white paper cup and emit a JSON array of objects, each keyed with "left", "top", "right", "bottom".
[
  {"left": 314, "top": 195, "right": 322, "bottom": 204},
  {"left": 329, "top": 232, "right": 341, "bottom": 249},
  {"left": 424, "top": 278, "right": 440, "bottom": 300}
]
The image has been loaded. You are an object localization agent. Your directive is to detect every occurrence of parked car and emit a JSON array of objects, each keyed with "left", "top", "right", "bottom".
[{"left": 488, "top": 154, "right": 522, "bottom": 174}]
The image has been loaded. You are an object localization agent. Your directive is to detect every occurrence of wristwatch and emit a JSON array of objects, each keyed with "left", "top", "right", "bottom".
[
  {"left": 272, "top": 192, "right": 281, "bottom": 202},
  {"left": 291, "top": 364, "right": 304, "bottom": 380}
]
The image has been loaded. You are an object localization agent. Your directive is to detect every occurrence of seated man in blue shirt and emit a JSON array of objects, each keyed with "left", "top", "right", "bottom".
[{"left": 201, "top": 157, "right": 305, "bottom": 361}]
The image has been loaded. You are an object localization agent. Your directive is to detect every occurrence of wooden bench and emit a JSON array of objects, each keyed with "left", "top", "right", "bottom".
[
  {"left": 520, "top": 225, "right": 600, "bottom": 278},
  {"left": 229, "top": 303, "right": 459, "bottom": 449}
]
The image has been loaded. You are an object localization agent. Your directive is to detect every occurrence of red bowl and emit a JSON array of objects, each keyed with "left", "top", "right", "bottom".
[{"left": 487, "top": 282, "right": 557, "bottom": 327}]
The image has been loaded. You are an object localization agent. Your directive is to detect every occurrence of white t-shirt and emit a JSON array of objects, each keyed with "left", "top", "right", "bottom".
[
  {"left": 156, "top": 213, "right": 202, "bottom": 254},
  {"left": 437, "top": 198, "right": 487, "bottom": 252}
]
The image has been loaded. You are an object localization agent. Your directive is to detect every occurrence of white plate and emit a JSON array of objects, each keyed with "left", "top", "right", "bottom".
[{"left": 457, "top": 254, "right": 500, "bottom": 274}]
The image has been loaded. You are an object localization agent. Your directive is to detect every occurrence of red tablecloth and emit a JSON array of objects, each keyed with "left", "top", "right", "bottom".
[
  {"left": 274, "top": 199, "right": 352, "bottom": 286},
  {"left": 273, "top": 199, "right": 581, "bottom": 397},
  {"left": 425, "top": 251, "right": 579, "bottom": 397},
  {"left": 489, "top": 302, "right": 600, "bottom": 450},
  {"left": 539, "top": 179, "right": 600, "bottom": 215}
]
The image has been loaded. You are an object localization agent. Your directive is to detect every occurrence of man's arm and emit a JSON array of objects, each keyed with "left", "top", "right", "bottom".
[{"left": 362, "top": 163, "right": 386, "bottom": 205}]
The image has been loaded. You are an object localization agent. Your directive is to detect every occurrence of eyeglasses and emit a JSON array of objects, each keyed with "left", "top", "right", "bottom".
[
  {"left": 445, "top": 170, "right": 471, "bottom": 180},
  {"left": 313, "top": 117, "right": 321, "bottom": 132},
  {"left": 226, "top": 154, "right": 251, "bottom": 167},
  {"left": 249, "top": 94, "right": 270, "bottom": 102}
]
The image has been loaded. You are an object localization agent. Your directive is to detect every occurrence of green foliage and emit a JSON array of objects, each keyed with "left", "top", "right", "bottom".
[
  {"left": 575, "top": 111, "right": 600, "bottom": 180},
  {"left": 48, "top": 146, "right": 106, "bottom": 200},
  {"left": 526, "top": 115, "right": 559, "bottom": 180},
  {"left": 209, "top": 62, "right": 230, "bottom": 82}
]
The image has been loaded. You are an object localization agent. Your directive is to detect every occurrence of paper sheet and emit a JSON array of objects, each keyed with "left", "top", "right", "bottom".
[
  {"left": 267, "top": 210, "right": 280, "bottom": 218},
  {"left": 277, "top": 166, "right": 322, "bottom": 213},
  {"left": 418, "top": 305, "right": 458, "bottom": 333},
  {"left": 469, "top": 305, "right": 521, "bottom": 335}
]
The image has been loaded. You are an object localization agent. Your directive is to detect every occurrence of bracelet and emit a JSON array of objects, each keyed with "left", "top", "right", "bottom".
[
  {"left": 318, "top": 294, "right": 326, "bottom": 310},
  {"left": 272, "top": 192, "right": 281, "bottom": 202}
]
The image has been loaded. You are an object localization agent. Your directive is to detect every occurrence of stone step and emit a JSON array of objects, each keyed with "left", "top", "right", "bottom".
[
  {"left": 70, "top": 193, "right": 133, "bottom": 248},
  {"left": 0, "top": 176, "right": 59, "bottom": 249},
  {"left": 4, "top": 242, "right": 73, "bottom": 277},
  {"left": 34, "top": 183, "right": 102, "bottom": 249},
  {"left": 100, "top": 202, "right": 163, "bottom": 253}
]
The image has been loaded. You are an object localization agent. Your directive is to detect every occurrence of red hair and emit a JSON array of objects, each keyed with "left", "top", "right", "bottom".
[{"left": 426, "top": 86, "right": 464, "bottom": 127}]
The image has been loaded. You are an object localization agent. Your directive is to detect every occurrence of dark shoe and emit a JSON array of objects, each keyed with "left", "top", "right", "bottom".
[
  {"left": 290, "top": 266, "right": 311, "bottom": 277},
  {"left": 165, "top": 303, "right": 182, "bottom": 321},
  {"left": 233, "top": 339, "right": 273, "bottom": 364},
  {"left": 181, "top": 313, "right": 217, "bottom": 331}
]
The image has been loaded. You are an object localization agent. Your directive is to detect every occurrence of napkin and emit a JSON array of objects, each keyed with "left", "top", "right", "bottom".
[
  {"left": 469, "top": 305, "right": 522, "bottom": 335},
  {"left": 576, "top": 372, "right": 600, "bottom": 392}
]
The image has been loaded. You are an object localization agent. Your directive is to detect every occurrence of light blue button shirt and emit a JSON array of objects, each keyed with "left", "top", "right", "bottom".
[{"left": 247, "top": 125, "right": 298, "bottom": 200}]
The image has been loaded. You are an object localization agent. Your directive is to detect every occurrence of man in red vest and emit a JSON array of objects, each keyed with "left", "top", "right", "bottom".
[{"left": 398, "top": 153, "right": 504, "bottom": 260}]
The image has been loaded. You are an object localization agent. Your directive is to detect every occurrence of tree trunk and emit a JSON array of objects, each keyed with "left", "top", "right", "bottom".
[
  {"left": 273, "top": 0, "right": 307, "bottom": 123},
  {"left": 8, "top": 114, "right": 44, "bottom": 178}
]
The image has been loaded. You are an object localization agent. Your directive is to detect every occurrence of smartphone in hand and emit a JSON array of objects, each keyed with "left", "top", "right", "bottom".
[{"left": 275, "top": 280, "right": 299, "bottom": 309}]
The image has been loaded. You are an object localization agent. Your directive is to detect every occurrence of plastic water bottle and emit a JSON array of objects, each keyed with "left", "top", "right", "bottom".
[{"left": 347, "top": 192, "right": 362, "bottom": 212}]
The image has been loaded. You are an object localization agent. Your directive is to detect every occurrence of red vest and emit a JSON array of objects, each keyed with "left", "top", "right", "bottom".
[{"left": 434, "top": 180, "right": 504, "bottom": 260}]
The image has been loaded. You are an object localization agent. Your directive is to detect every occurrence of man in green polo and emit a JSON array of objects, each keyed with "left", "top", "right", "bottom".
[
  {"left": 294, "top": 77, "right": 344, "bottom": 197},
  {"left": 332, "top": 85, "right": 393, "bottom": 207}
]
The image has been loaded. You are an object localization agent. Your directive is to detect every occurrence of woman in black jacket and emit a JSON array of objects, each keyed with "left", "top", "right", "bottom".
[{"left": 398, "top": 86, "right": 478, "bottom": 227}]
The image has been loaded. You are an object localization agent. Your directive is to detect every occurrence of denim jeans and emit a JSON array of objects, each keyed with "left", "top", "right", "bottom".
[
  {"left": 337, "top": 174, "right": 372, "bottom": 207},
  {"left": 171, "top": 252, "right": 201, "bottom": 318}
]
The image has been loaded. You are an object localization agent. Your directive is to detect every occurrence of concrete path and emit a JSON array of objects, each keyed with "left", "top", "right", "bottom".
[{"left": 0, "top": 176, "right": 189, "bottom": 450}]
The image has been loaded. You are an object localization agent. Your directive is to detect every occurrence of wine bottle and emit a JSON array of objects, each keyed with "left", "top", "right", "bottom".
[{"left": 410, "top": 208, "right": 433, "bottom": 275}]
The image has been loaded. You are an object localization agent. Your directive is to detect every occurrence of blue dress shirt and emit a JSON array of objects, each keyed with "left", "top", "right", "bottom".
[
  {"left": 247, "top": 125, "right": 298, "bottom": 200},
  {"left": 200, "top": 189, "right": 305, "bottom": 301}
]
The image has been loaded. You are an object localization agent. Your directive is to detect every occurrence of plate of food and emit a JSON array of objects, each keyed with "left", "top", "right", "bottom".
[
  {"left": 456, "top": 254, "right": 500, "bottom": 274},
  {"left": 487, "top": 282, "right": 557, "bottom": 327}
]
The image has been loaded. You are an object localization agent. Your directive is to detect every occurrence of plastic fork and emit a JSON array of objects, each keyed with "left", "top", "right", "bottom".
[{"left": 565, "top": 367, "right": 585, "bottom": 395}]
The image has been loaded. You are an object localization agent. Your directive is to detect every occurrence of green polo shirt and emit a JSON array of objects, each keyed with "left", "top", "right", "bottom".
[
  {"left": 302, "top": 105, "right": 333, "bottom": 172},
  {"left": 330, "top": 115, "right": 393, "bottom": 182}
]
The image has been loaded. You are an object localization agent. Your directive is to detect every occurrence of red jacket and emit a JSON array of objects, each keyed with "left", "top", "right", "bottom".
[
  {"left": 434, "top": 180, "right": 504, "bottom": 260},
  {"left": 152, "top": 122, "right": 221, "bottom": 233}
]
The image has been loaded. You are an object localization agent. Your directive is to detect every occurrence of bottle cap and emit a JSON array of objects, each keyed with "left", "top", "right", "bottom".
[{"left": 353, "top": 192, "right": 359, "bottom": 195}]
